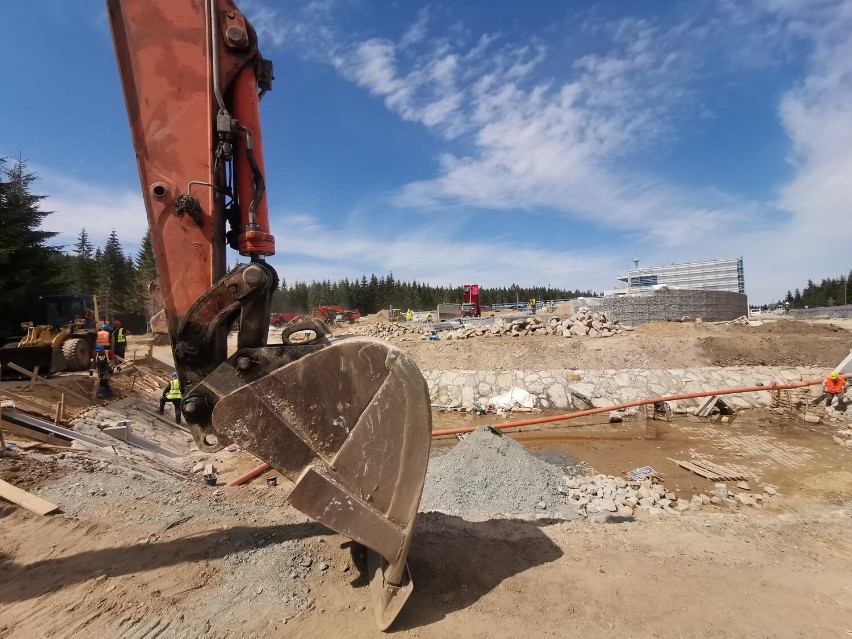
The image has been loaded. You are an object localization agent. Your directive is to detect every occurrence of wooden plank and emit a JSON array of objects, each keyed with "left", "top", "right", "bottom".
[
  {"left": 690, "top": 459, "right": 747, "bottom": 481},
  {"left": 115, "top": 358, "right": 165, "bottom": 388},
  {"left": 0, "top": 478, "right": 60, "bottom": 515},
  {"left": 0, "top": 388, "right": 54, "bottom": 411},
  {"left": 0, "top": 419, "right": 72, "bottom": 447},
  {"left": 5, "top": 363, "right": 91, "bottom": 404},
  {"left": 691, "top": 461, "right": 732, "bottom": 481},
  {"left": 27, "top": 365, "right": 40, "bottom": 389},
  {"left": 671, "top": 459, "right": 721, "bottom": 480},
  {"left": 73, "top": 380, "right": 90, "bottom": 396}
]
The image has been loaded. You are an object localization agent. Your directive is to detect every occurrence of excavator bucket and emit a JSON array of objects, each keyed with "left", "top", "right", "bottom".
[{"left": 211, "top": 338, "right": 432, "bottom": 630}]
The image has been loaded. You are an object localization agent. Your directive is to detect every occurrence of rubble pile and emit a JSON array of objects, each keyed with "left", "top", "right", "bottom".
[
  {"left": 348, "top": 322, "right": 429, "bottom": 340},
  {"left": 833, "top": 427, "right": 852, "bottom": 448},
  {"left": 349, "top": 308, "right": 632, "bottom": 342},
  {"left": 443, "top": 312, "right": 625, "bottom": 341},
  {"left": 563, "top": 475, "right": 780, "bottom": 517}
]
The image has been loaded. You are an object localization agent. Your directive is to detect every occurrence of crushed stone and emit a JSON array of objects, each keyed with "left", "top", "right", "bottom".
[{"left": 421, "top": 426, "right": 581, "bottom": 518}]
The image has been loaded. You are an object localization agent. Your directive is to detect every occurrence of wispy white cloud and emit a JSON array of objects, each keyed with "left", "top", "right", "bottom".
[
  {"left": 318, "top": 2, "right": 852, "bottom": 299},
  {"left": 46, "top": 1, "right": 852, "bottom": 302},
  {"left": 241, "top": 0, "right": 339, "bottom": 60},
  {"left": 399, "top": 7, "right": 430, "bottom": 49},
  {"left": 32, "top": 167, "right": 148, "bottom": 254},
  {"left": 268, "top": 212, "right": 616, "bottom": 289},
  {"left": 742, "top": 0, "right": 852, "bottom": 295}
]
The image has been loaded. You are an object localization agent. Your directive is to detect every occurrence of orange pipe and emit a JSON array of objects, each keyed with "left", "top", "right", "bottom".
[
  {"left": 227, "top": 462, "right": 271, "bottom": 486},
  {"left": 431, "top": 378, "right": 823, "bottom": 437}
]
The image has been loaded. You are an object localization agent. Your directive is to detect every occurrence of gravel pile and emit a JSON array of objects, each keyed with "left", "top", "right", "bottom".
[{"left": 420, "top": 426, "right": 581, "bottom": 518}]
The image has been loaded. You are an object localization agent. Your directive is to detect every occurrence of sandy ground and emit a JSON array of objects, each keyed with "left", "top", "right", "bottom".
[
  {"left": 390, "top": 317, "right": 852, "bottom": 371},
  {"left": 1, "top": 319, "right": 851, "bottom": 638}
]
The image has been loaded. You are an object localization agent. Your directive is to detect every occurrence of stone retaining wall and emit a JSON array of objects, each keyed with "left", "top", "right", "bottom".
[
  {"left": 589, "top": 289, "right": 748, "bottom": 326},
  {"left": 423, "top": 366, "right": 822, "bottom": 411}
]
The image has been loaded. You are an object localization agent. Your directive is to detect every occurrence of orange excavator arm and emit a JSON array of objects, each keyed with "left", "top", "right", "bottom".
[{"left": 107, "top": 0, "right": 431, "bottom": 629}]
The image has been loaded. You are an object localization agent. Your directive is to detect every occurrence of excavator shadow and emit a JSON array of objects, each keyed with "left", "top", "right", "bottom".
[
  {"left": 385, "top": 513, "right": 564, "bottom": 631},
  {"left": 0, "top": 513, "right": 563, "bottom": 630},
  {"left": 0, "top": 522, "right": 327, "bottom": 604}
]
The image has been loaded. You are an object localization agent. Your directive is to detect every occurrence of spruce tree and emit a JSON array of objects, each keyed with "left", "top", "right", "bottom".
[
  {"left": 96, "top": 229, "right": 136, "bottom": 317},
  {"left": 0, "top": 156, "right": 62, "bottom": 335},
  {"left": 71, "top": 227, "right": 98, "bottom": 294},
  {"left": 132, "top": 229, "right": 158, "bottom": 318}
]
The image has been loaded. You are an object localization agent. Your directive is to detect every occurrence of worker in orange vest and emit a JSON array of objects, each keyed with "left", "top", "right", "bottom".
[
  {"left": 95, "top": 323, "right": 115, "bottom": 363},
  {"left": 824, "top": 371, "right": 846, "bottom": 408},
  {"left": 96, "top": 323, "right": 111, "bottom": 348}
]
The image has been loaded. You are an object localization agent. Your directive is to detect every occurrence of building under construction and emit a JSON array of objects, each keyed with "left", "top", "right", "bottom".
[{"left": 611, "top": 258, "right": 745, "bottom": 295}]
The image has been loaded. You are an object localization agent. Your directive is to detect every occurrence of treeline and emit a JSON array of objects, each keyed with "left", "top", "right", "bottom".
[
  {"left": 272, "top": 274, "right": 596, "bottom": 315},
  {"left": 784, "top": 271, "right": 852, "bottom": 309}
]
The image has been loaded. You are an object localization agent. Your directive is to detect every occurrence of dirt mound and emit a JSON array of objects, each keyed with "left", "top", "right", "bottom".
[
  {"left": 750, "top": 318, "right": 849, "bottom": 336},
  {"left": 553, "top": 301, "right": 573, "bottom": 315}
]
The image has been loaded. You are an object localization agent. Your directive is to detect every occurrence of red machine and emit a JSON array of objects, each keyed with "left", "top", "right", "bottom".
[
  {"left": 462, "top": 284, "right": 481, "bottom": 317},
  {"left": 312, "top": 305, "right": 361, "bottom": 324},
  {"left": 108, "top": 0, "right": 430, "bottom": 628}
]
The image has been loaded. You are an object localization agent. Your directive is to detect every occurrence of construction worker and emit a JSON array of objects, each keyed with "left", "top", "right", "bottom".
[
  {"left": 824, "top": 371, "right": 846, "bottom": 408},
  {"left": 425, "top": 311, "right": 433, "bottom": 322},
  {"left": 96, "top": 323, "right": 111, "bottom": 350},
  {"left": 405, "top": 309, "right": 413, "bottom": 321},
  {"left": 111, "top": 320, "right": 128, "bottom": 359},
  {"left": 159, "top": 372, "right": 183, "bottom": 424},
  {"left": 89, "top": 345, "right": 113, "bottom": 398}
]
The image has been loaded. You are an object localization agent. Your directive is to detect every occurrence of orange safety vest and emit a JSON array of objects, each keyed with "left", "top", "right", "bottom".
[
  {"left": 96, "top": 330, "right": 111, "bottom": 347},
  {"left": 825, "top": 375, "right": 846, "bottom": 394}
]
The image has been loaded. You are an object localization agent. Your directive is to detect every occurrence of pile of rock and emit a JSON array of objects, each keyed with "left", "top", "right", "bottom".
[
  {"left": 445, "top": 309, "right": 629, "bottom": 341},
  {"left": 349, "top": 323, "right": 428, "bottom": 340},
  {"left": 833, "top": 427, "right": 852, "bottom": 448},
  {"left": 563, "top": 476, "right": 780, "bottom": 519},
  {"left": 348, "top": 309, "right": 630, "bottom": 342}
]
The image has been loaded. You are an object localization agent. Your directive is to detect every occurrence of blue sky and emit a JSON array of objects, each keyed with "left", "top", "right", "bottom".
[{"left": 3, "top": 0, "right": 851, "bottom": 303}]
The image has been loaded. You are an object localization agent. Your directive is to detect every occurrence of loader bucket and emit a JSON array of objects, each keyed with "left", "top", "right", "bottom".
[
  {"left": 212, "top": 338, "right": 432, "bottom": 630},
  {"left": 0, "top": 345, "right": 54, "bottom": 380}
]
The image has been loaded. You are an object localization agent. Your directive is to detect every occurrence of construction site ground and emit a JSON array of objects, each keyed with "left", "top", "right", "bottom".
[{"left": 1, "top": 316, "right": 851, "bottom": 638}]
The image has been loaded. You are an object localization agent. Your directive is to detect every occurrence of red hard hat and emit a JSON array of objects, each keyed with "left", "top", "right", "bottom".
[{"left": 114, "top": 320, "right": 122, "bottom": 326}]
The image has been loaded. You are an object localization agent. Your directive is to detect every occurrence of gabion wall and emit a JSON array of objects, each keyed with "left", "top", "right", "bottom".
[
  {"left": 593, "top": 289, "right": 748, "bottom": 326},
  {"left": 788, "top": 305, "right": 851, "bottom": 320}
]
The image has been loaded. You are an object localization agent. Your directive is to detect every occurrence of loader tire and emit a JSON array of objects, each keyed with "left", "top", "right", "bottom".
[{"left": 62, "top": 338, "right": 91, "bottom": 371}]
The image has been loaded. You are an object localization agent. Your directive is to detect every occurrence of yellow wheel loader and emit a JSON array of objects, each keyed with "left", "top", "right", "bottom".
[{"left": 0, "top": 294, "right": 102, "bottom": 379}]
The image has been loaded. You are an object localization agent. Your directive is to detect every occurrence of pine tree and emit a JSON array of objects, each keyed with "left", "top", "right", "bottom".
[
  {"left": 0, "top": 156, "right": 62, "bottom": 335},
  {"left": 96, "top": 229, "right": 136, "bottom": 317},
  {"left": 71, "top": 228, "right": 98, "bottom": 294}
]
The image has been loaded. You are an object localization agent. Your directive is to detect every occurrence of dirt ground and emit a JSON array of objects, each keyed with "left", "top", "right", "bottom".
[
  {"left": 389, "top": 316, "right": 852, "bottom": 371},
  {"left": 1, "top": 318, "right": 851, "bottom": 638}
]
